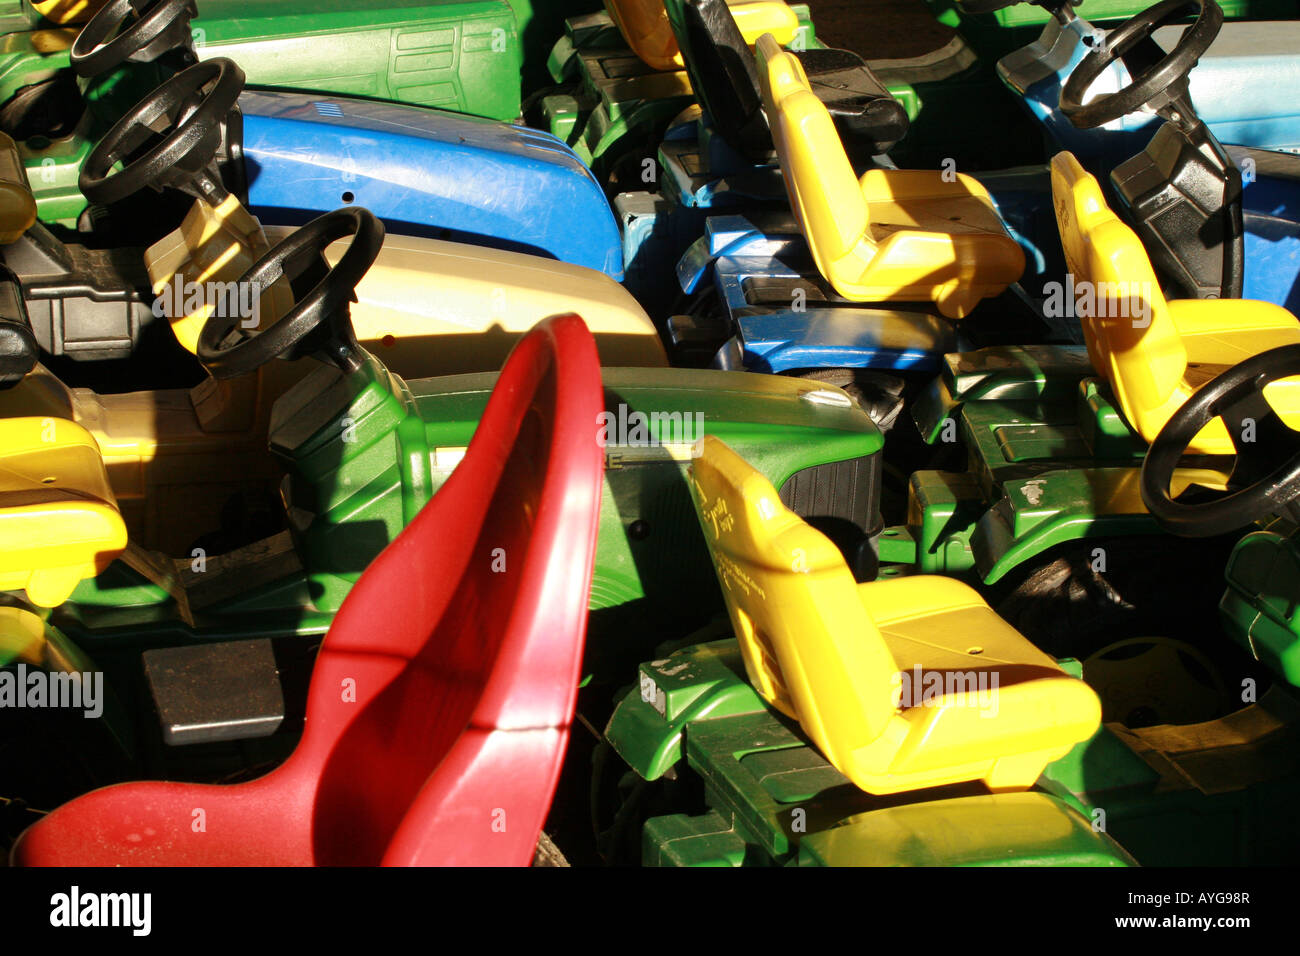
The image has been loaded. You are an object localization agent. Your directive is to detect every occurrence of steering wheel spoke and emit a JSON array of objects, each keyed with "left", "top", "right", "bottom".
[
  {"left": 79, "top": 58, "right": 244, "bottom": 207},
  {"left": 1117, "top": 33, "right": 1170, "bottom": 80},
  {"left": 71, "top": 0, "right": 198, "bottom": 78},
  {"left": 197, "top": 208, "right": 384, "bottom": 381},
  {"left": 1142, "top": 345, "right": 1300, "bottom": 537}
]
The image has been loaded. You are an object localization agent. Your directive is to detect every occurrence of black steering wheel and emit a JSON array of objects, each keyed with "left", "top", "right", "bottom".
[
  {"left": 1061, "top": 0, "right": 1221, "bottom": 129},
  {"left": 71, "top": 0, "right": 198, "bottom": 78},
  {"left": 78, "top": 57, "right": 243, "bottom": 206},
  {"left": 1141, "top": 345, "right": 1300, "bottom": 537},
  {"left": 197, "top": 207, "right": 385, "bottom": 380}
]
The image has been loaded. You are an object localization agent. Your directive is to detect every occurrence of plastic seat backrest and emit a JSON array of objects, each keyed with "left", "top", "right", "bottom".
[
  {"left": 1050, "top": 151, "right": 1187, "bottom": 423},
  {"left": 0, "top": 416, "right": 126, "bottom": 608},
  {"left": 756, "top": 33, "right": 868, "bottom": 281},
  {"left": 297, "top": 311, "right": 604, "bottom": 864},
  {"left": 689, "top": 435, "right": 898, "bottom": 773},
  {"left": 665, "top": 0, "right": 771, "bottom": 159},
  {"left": 604, "top": 0, "right": 684, "bottom": 70}
]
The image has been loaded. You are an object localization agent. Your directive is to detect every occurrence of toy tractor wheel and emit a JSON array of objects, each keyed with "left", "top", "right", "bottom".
[
  {"left": 0, "top": 73, "right": 83, "bottom": 140},
  {"left": 603, "top": 146, "right": 660, "bottom": 199}
]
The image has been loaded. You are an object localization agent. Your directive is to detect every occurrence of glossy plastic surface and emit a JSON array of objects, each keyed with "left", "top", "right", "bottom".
[
  {"left": 241, "top": 90, "right": 624, "bottom": 279},
  {"left": 688, "top": 435, "right": 1101, "bottom": 794},
  {"left": 14, "top": 314, "right": 605, "bottom": 866},
  {"left": 316, "top": 231, "right": 667, "bottom": 379},
  {"left": 0, "top": 133, "right": 36, "bottom": 243},
  {"left": 1051, "top": 150, "right": 1300, "bottom": 453},
  {"left": 152, "top": 198, "right": 662, "bottom": 369},
  {"left": 755, "top": 34, "right": 1024, "bottom": 317},
  {"left": 0, "top": 416, "right": 125, "bottom": 608},
  {"left": 605, "top": 0, "right": 797, "bottom": 70},
  {"left": 712, "top": 252, "right": 957, "bottom": 372},
  {"left": 191, "top": 0, "right": 523, "bottom": 121},
  {"left": 800, "top": 792, "right": 1134, "bottom": 866},
  {"left": 1221, "top": 523, "right": 1300, "bottom": 684}
]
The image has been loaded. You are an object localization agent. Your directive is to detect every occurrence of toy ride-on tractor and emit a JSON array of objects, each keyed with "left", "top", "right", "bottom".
[
  {"left": 845, "top": 150, "right": 1300, "bottom": 863},
  {"left": 596, "top": 434, "right": 1142, "bottom": 866},
  {"left": 655, "top": 27, "right": 1036, "bottom": 436},
  {"left": 0, "top": 60, "right": 658, "bottom": 379},
  {"left": 599, "top": 391, "right": 1300, "bottom": 864}
]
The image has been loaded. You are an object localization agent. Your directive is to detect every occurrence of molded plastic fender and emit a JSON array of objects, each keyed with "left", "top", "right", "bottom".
[{"left": 241, "top": 90, "right": 625, "bottom": 279}]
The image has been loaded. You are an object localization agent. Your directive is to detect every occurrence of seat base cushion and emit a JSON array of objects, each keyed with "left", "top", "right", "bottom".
[{"left": 846, "top": 575, "right": 1102, "bottom": 794}]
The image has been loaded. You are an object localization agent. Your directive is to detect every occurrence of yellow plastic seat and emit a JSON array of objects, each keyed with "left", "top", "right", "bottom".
[
  {"left": 0, "top": 417, "right": 126, "bottom": 608},
  {"left": 689, "top": 435, "right": 1101, "bottom": 794},
  {"left": 754, "top": 34, "right": 1024, "bottom": 319},
  {"left": 605, "top": 0, "right": 798, "bottom": 71},
  {"left": 1051, "top": 151, "right": 1300, "bottom": 454}
]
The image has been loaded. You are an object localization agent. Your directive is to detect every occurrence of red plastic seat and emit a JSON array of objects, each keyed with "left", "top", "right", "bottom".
[{"left": 12, "top": 313, "right": 605, "bottom": 867}]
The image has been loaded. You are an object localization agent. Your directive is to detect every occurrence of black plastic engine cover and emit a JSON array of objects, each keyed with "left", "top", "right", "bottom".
[
  {"left": 1109, "top": 121, "right": 1244, "bottom": 300},
  {"left": 1, "top": 223, "right": 155, "bottom": 362}
]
